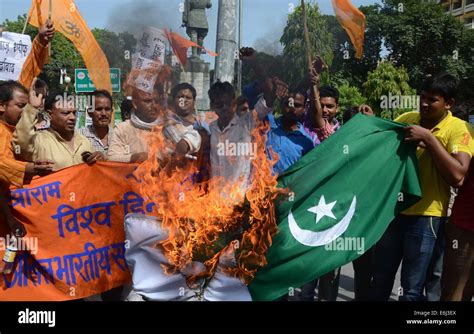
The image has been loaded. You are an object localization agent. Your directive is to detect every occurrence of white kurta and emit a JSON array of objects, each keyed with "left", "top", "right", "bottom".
[{"left": 124, "top": 213, "right": 251, "bottom": 301}]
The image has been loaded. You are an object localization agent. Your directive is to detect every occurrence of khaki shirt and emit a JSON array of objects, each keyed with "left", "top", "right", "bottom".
[
  {"left": 13, "top": 104, "right": 93, "bottom": 171},
  {"left": 107, "top": 120, "right": 150, "bottom": 163}
]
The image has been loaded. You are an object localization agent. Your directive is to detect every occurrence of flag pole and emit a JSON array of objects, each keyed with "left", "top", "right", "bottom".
[
  {"left": 168, "top": 28, "right": 185, "bottom": 73},
  {"left": 21, "top": 10, "right": 30, "bottom": 34},
  {"left": 300, "top": 0, "right": 322, "bottom": 116},
  {"left": 48, "top": 0, "right": 52, "bottom": 56}
]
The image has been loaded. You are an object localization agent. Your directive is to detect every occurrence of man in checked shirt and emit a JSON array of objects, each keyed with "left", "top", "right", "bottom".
[{"left": 79, "top": 90, "right": 114, "bottom": 155}]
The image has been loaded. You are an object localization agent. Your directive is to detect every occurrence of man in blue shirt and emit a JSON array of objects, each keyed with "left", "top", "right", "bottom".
[{"left": 266, "top": 88, "right": 315, "bottom": 175}]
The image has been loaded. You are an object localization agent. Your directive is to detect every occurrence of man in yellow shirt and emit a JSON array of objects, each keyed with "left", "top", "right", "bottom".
[
  {"left": 372, "top": 73, "right": 474, "bottom": 301},
  {"left": 14, "top": 85, "right": 104, "bottom": 171}
]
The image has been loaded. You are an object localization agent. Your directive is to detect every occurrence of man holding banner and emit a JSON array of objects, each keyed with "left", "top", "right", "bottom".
[{"left": 13, "top": 81, "right": 104, "bottom": 171}]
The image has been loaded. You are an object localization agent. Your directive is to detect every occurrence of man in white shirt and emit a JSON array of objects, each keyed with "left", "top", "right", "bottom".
[{"left": 208, "top": 79, "right": 279, "bottom": 196}]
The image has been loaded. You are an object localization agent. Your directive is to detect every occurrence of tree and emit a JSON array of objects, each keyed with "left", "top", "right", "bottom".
[
  {"left": 325, "top": 5, "right": 384, "bottom": 88},
  {"left": 379, "top": 0, "right": 473, "bottom": 95},
  {"left": 280, "top": 3, "right": 333, "bottom": 88},
  {"left": 1, "top": 15, "right": 84, "bottom": 92},
  {"left": 363, "top": 61, "right": 416, "bottom": 119},
  {"left": 92, "top": 29, "right": 136, "bottom": 102},
  {"left": 337, "top": 82, "right": 367, "bottom": 114},
  {"left": 241, "top": 52, "right": 284, "bottom": 87}
]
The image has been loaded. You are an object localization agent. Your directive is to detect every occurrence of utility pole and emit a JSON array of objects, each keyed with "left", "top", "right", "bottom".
[
  {"left": 214, "top": 0, "right": 238, "bottom": 84},
  {"left": 237, "top": 0, "right": 243, "bottom": 93}
]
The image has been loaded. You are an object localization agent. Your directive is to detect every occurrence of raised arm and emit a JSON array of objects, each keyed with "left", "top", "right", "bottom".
[
  {"left": 306, "top": 56, "right": 327, "bottom": 130},
  {"left": 13, "top": 79, "right": 43, "bottom": 162}
]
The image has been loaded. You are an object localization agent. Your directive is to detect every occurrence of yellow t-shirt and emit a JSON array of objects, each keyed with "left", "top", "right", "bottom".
[{"left": 395, "top": 111, "right": 474, "bottom": 217}]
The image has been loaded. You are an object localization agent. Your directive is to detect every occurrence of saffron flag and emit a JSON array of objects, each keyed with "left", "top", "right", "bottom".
[
  {"left": 27, "top": 0, "right": 112, "bottom": 92},
  {"left": 0, "top": 162, "right": 157, "bottom": 301},
  {"left": 164, "top": 29, "right": 217, "bottom": 66},
  {"left": 332, "top": 0, "right": 366, "bottom": 59},
  {"left": 19, "top": 0, "right": 46, "bottom": 88},
  {"left": 249, "top": 115, "right": 422, "bottom": 301},
  {"left": 18, "top": 36, "right": 48, "bottom": 89}
]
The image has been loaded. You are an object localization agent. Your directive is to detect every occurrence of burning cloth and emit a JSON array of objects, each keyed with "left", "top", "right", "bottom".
[{"left": 125, "top": 214, "right": 252, "bottom": 301}]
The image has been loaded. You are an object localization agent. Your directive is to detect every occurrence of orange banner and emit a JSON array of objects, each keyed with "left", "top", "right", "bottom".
[
  {"left": 332, "top": 0, "right": 366, "bottom": 59},
  {"left": 164, "top": 29, "right": 217, "bottom": 66},
  {"left": 27, "top": 0, "right": 112, "bottom": 92},
  {"left": 0, "top": 162, "right": 156, "bottom": 301}
]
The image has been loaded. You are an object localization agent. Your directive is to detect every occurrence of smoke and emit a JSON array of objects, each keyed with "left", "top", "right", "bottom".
[
  {"left": 247, "top": 10, "right": 286, "bottom": 56},
  {"left": 105, "top": 0, "right": 185, "bottom": 37},
  {"left": 252, "top": 34, "right": 284, "bottom": 56}
]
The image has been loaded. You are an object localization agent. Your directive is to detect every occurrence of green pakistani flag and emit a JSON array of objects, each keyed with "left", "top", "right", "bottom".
[{"left": 249, "top": 114, "right": 422, "bottom": 301}]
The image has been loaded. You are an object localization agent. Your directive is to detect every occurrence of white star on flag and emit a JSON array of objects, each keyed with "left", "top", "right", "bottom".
[{"left": 307, "top": 195, "right": 337, "bottom": 224}]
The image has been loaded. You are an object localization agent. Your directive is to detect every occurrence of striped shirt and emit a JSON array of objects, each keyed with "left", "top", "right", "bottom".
[{"left": 78, "top": 125, "right": 113, "bottom": 155}]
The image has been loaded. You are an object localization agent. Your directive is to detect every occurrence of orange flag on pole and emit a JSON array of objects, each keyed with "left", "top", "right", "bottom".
[
  {"left": 27, "top": 0, "right": 112, "bottom": 92},
  {"left": 19, "top": 0, "right": 48, "bottom": 89},
  {"left": 164, "top": 29, "right": 217, "bottom": 66},
  {"left": 332, "top": 0, "right": 366, "bottom": 59}
]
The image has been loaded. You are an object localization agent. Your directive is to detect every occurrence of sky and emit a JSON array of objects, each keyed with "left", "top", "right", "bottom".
[{"left": 0, "top": 0, "right": 380, "bottom": 66}]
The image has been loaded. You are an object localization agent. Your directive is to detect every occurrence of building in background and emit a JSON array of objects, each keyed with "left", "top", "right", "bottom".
[{"left": 436, "top": 0, "right": 474, "bottom": 29}]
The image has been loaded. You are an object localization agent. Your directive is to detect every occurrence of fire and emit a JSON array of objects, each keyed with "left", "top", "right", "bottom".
[{"left": 133, "top": 112, "right": 284, "bottom": 285}]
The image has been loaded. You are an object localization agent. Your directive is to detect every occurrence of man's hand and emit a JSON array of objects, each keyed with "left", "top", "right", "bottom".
[
  {"left": 175, "top": 139, "right": 190, "bottom": 156},
  {"left": 239, "top": 47, "right": 257, "bottom": 63},
  {"left": 25, "top": 160, "right": 54, "bottom": 177},
  {"left": 29, "top": 78, "right": 44, "bottom": 108},
  {"left": 273, "top": 77, "right": 289, "bottom": 99},
  {"left": 312, "top": 56, "right": 328, "bottom": 74},
  {"left": 308, "top": 56, "right": 328, "bottom": 88},
  {"left": 130, "top": 152, "right": 148, "bottom": 163},
  {"left": 7, "top": 216, "right": 26, "bottom": 238},
  {"left": 403, "top": 126, "right": 433, "bottom": 146},
  {"left": 82, "top": 151, "right": 105, "bottom": 165},
  {"left": 38, "top": 19, "right": 55, "bottom": 47},
  {"left": 359, "top": 104, "right": 374, "bottom": 116},
  {"left": 262, "top": 76, "right": 289, "bottom": 106}
]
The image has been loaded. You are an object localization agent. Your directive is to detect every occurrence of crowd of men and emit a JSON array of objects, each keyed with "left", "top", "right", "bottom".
[{"left": 0, "top": 24, "right": 473, "bottom": 302}]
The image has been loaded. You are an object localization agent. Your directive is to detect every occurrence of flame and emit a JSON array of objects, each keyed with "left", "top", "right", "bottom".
[{"left": 131, "top": 76, "right": 284, "bottom": 285}]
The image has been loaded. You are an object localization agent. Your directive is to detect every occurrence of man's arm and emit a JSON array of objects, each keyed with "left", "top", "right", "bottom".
[
  {"left": 404, "top": 126, "right": 471, "bottom": 187},
  {"left": 240, "top": 47, "right": 266, "bottom": 83},
  {"left": 13, "top": 104, "right": 39, "bottom": 162},
  {"left": 13, "top": 79, "right": 44, "bottom": 162},
  {"left": 0, "top": 157, "right": 28, "bottom": 188},
  {"left": 307, "top": 56, "right": 327, "bottom": 130},
  {"left": 107, "top": 125, "right": 133, "bottom": 163},
  {"left": 19, "top": 19, "right": 55, "bottom": 89},
  {"left": 181, "top": 126, "right": 201, "bottom": 154},
  {"left": 107, "top": 125, "right": 148, "bottom": 163}
]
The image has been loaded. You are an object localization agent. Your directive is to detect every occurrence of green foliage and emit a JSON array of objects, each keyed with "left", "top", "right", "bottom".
[
  {"left": 325, "top": 5, "right": 384, "bottom": 88},
  {"left": 337, "top": 82, "right": 366, "bottom": 113},
  {"left": 92, "top": 29, "right": 136, "bottom": 101},
  {"left": 379, "top": 0, "right": 473, "bottom": 95},
  {"left": 241, "top": 52, "right": 285, "bottom": 86},
  {"left": 363, "top": 61, "right": 416, "bottom": 119},
  {"left": 280, "top": 2, "right": 333, "bottom": 88}
]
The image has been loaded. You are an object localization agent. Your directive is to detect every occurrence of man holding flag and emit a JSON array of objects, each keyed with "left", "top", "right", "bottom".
[{"left": 26, "top": 0, "right": 112, "bottom": 92}]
